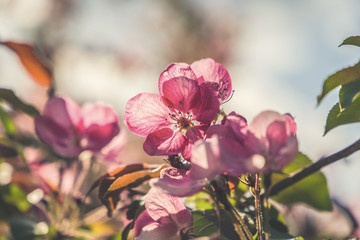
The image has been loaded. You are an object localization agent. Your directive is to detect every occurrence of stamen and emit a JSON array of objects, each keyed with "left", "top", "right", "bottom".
[{"left": 221, "top": 90, "right": 235, "bottom": 105}]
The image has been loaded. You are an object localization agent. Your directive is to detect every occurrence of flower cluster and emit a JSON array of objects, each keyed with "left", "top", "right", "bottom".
[
  {"left": 122, "top": 58, "right": 299, "bottom": 238},
  {"left": 125, "top": 58, "right": 298, "bottom": 198}
]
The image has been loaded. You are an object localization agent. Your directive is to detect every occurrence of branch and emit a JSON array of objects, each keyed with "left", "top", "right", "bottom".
[{"left": 269, "top": 138, "right": 360, "bottom": 197}]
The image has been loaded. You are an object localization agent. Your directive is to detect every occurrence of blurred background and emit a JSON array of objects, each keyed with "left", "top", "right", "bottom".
[{"left": 1, "top": 0, "right": 360, "bottom": 237}]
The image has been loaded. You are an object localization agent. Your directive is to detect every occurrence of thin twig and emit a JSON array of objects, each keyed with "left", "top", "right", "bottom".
[
  {"left": 269, "top": 138, "right": 360, "bottom": 197},
  {"left": 254, "top": 173, "right": 263, "bottom": 240}
]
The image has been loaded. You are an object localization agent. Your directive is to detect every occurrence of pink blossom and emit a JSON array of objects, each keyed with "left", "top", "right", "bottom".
[
  {"left": 125, "top": 62, "right": 221, "bottom": 158},
  {"left": 134, "top": 188, "right": 193, "bottom": 240},
  {"left": 247, "top": 110, "right": 298, "bottom": 172},
  {"left": 192, "top": 110, "right": 298, "bottom": 176},
  {"left": 35, "top": 97, "right": 120, "bottom": 158}
]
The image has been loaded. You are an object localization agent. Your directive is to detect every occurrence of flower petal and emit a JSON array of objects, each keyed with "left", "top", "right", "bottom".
[
  {"left": 182, "top": 125, "right": 208, "bottom": 160},
  {"left": 99, "top": 130, "right": 127, "bottom": 162},
  {"left": 190, "top": 136, "right": 226, "bottom": 180},
  {"left": 81, "top": 103, "right": 120, "bottom": 150},
  {"left": 151, "top": 168, "right": 206, "bottom": 197},
  {"left": 223, "top": 112, "right": 248, "bottom": 142},
  {"left": 125, "top": 93, "right": 172, "bottom": 137},
  {"left": 143, "top": 128, "right": 186, "bottom": 156},
  {"left": 191, "top": 82, "right": 220, "bottom": 124},
  {"left": 43, "top": 97, "right": 82, "bottom": 129},
  {"left": 162, "top": 77, "right": 200, "bottom": 113},
  {"left": 191, "top": 58, "right": 232, "bottom": 101},
  {"left": 158, "top": 63, "right": 198, "bottom": 96},
  {"left": 266, "top": 120, "right": 298, "bottom": 171},
  {"left": 248, "top": 111, "right": 283, "bottom": 139},
  {"left": 135, "top": 221, "right": 178, "bottom": 240},
  {"left": 34, "top": 116, "right": 82, "bottom": 158},
  {"left": 145, "top": 187, "right": 193, "bottom": 228},
  {"left": 134, "top": 210, "right": 158, "bottom": 237}
]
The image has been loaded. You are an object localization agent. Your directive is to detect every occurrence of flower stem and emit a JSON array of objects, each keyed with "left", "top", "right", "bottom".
[
  {"left": 254, "top": 173, "right": 263, "bottom": 240},
  {"left": 269, "top": 138, "right": 360, "bottom": 197}
]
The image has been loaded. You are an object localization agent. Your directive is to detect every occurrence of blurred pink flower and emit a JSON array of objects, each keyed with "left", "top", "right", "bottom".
[
  {"left": 35, "top": 97, "right": 120, "bottom": 158},
  {"left": 134, "top": 188, "right": 193, "bottom": 240},
  {"left": 247, "top": 110, "right": 298, "bottom": 172},
  {"left": 125, "top": 61, "right": 221, "bottom": 158},
  {"left": 25, "top": 148, "right": 75, "bottom": 195}
]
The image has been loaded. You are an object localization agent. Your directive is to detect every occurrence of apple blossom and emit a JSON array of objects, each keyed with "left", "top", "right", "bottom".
[
  {"left": 125, "top": 61, "right": 222, "bottom": 158},
  {"left": 35, "top": 97, "right": 120, "bottom": 158},
  {"left": 192, "top": 110, "right": 298, "bottom": 177}
]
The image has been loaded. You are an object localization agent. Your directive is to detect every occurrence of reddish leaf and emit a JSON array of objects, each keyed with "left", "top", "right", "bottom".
[
  {"left": 227, "top": 175, "right": 239, "bottom": 193},
  {"left": 87, "top": 164, "right": 150, "bottom": 196},
  {"left": 87, "top": 164, "right": 168, "bottom": 217},
  {"left": 107, "top": 164, "right": 167, "bottom": 192},
  {"left": 102, "top": 164, "right": 167, "bottom": 217},
  {"left": 2, "top": 41, "right": 52, "bottom": 87}
]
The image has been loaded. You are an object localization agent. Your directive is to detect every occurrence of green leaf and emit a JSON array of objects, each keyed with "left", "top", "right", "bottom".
[
  {"left": 185, "top": 192, "right": 213, "bottom": 210},
  {"left": 317, "top": 61, "right": 360, "bottom": 105},
  {"left": 339, "top": 80, "right": 360, "bottom": 109},
  {"left": 0, "top": 104, "right": 16, "bottom": 136},
  {"left": 324, "top": 99, "right": 360, "bottom": 134},
  {"left": 339, "top": 36, "right": 360, "bottom": 47},
  {"left": 3, "top": 184, "right": 31, "bottom": 212},
  {"left": 0, "top": 88, "right": 39, "bottom": 117},
  {"left": 192, "top": 209, "right": 240, "bottom": 240},
  {"left": 271, "top": 152, "right": 332, "bottom": 211}
]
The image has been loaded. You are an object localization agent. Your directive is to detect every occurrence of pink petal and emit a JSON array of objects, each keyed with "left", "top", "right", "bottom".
[
  {"left": 266, "top": 120, "right": 289, "bottom": 156},
  {"left": 60, "top": 167, "right": 76, "bottom": 194},
  {"left": 99, "top": 129, "right": 127, "bottom": 162},
  {"left": 82, "top": 122, "right": 120, "bottom": 151},
  {"left": 145, "top": 187, "right": 193, "bottom": 228},
  {"left": 134, "top": 210, "right": 157, "bottom": 237},
  {"left": 248, "top": 111, "right": 284, "bottom": 139},
  {"left": 162, "top": 77, "right": 200, "bottom": 113},
  {"left": 191, "top": 82, "right": 220, "bottom": 124},
  {"left": 190, "top": 137, "right": 227, "bottom": 180},
  {"left": 191, "top": 58, "right": 232, "bottom": 101},
  {"left": 223, "top": 112, "right": 248, "bottom": 142},
  {"left": 182, "top": 125, "right": 208, "bottom": 160},
  {"left": 135, "top": 221, "right": 178, "bottom": 240},
  {"left": 81, "top": 103, "right": 118, "bottom": 128},
  {"left": 143, "top": 128, "right": 186, "bottom": 156},
  {"left": 158, "top": 63, "right": 198, "bottom": 96},
  {"left": 205, "top": 125, "right": 257, "bottom": 175},
  {"left": 151, "top": 168, "right": 206, "bottom": 197},
  {"left": 284, "top": 113, "right": 297, "bottom": 135},
  {"left": 43, "top": 97, "right": 82, "bottom": 129},
  {"left": 34, "top": 116, "right": 82, "bottom": 158},
  {"left": 125, "top": 93, "right": 172, "bottom": 137},
  {"left": 272, "top": 135, "right": 298, "bottom": 171}
]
